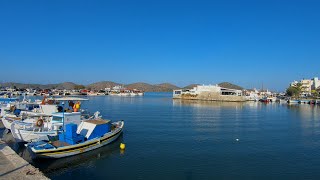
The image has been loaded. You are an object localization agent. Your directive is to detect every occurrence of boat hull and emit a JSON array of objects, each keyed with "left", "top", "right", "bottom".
[
  {"left": 30, "top": 121, "right": 124, "bottom": 158},
  {"left": 287, "top": 100, "right": 299, "bottom": 104},
  {"left": 11, "top": 128, "right": 54, "bottom": 143},
  {"left": 2, "top": 118, "right": 13, "bottom": 129}
]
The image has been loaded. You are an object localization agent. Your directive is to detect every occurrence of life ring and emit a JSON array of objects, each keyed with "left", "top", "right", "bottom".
[{"left": 36, "top": 119, "right": 44, "bottom": 127}]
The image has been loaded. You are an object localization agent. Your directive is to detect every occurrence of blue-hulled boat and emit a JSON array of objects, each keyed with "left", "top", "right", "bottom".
[{"left": 27, "top": 119, "right": 124, "bottom": 159}]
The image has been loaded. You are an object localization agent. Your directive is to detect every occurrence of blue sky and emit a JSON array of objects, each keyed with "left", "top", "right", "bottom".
[{"left": 0, "top": 0, "right": 319, "bottom": 91}]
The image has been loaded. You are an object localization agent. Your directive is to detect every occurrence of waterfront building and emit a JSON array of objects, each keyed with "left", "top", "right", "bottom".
[
  {"left": 290, "top": 77, "right": 320, "bottom": 95},
  {"left": 312, "top": 77, "right": 320, "bottom": 90},
  {"left": 173, "top": 84, "right": 245, "bottom": 102}
]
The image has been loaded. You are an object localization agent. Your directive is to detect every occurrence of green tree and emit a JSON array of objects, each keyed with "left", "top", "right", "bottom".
[
  {"left": 311, "top": 90, "right": 317, "bottom": 98},
  {"left": 286, "top": 83, "right": 302, "bottom": 98},
  {"left": 315, "top": 87, "right": 320, "bottom": 98}
]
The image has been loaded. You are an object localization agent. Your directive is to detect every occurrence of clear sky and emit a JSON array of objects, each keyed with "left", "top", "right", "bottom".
[{"left": 0, "top": 0, "right": 319, "bottom": 91}]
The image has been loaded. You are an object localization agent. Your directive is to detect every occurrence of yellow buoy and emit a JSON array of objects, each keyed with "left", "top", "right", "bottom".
[{"left": 120, "top": 143, "right": 126, "bottom": 150}]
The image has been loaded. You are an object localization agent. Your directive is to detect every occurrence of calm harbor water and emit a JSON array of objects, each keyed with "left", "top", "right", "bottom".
[{"left": 2, "top": 92, "right": 320, "bottom": 179}]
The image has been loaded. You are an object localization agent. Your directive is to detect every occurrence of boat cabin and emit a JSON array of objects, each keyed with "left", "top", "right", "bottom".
[
  {"left": 51, "top": 112, "right": 81, "bottom": 126},
  {"left": 57, "top": 119, "right": 111, "bottom": 145},
  {"left": 77, "top": 119, "right": 111, "bottom": 140}
]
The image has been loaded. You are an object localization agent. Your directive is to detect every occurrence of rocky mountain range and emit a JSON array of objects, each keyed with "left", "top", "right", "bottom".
[{"left": 0, "top": 81, "right": 244, "bottom": 92}]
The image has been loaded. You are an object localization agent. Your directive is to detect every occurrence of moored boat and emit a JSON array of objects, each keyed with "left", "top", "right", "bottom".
[
  {"left": 259, "top": 97, "right": 270, "bottom": 103},
  {"left": 27, "top": 119, "right": 124, "bottom": 159},
  {"left": 308, "top": 100, "right": 316, "bottom": 105},
  {"left": 299, "top": 99, "right": 310, "bottom": 104},
  {"left": 287, "top": 99, "right": 299, "bottom": 104},
  {"left": 9, "top": 111, "right": 94, "bottom": 143},
  {"left": 11, "top": 121, "right": 58, "bottom": 143}
]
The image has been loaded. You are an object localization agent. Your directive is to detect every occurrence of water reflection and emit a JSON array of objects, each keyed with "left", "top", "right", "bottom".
[
  {"left": 286, "top": 104, "right": 320, "bottom": 143},
  {"left": 287, "top": 104, "right": 320, "bottom": 120},
  {"left": 172, "top": 99, "right": 245, "bottom": 109},
  {"left": 172, "top": 100, "right": 262, "bottom": 142},
  {"left": 3, "top": 94, "right": 320, "bottom": 179},
  {"left": 33, "top": 135, "right": 123, "bottom": 175}
]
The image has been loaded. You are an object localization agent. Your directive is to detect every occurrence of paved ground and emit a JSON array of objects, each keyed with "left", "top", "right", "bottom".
[{"left": 0, "top": 121, "right": 49, "bottom": 180}]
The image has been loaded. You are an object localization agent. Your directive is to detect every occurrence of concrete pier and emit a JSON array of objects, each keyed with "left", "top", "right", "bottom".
[{"left": 0, "top": 127, "right": 49, "bottom": 180}]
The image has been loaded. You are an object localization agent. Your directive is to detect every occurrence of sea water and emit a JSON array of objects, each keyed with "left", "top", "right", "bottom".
[{"left": 2, "top": 93, "right": 320, "bottom": 179}]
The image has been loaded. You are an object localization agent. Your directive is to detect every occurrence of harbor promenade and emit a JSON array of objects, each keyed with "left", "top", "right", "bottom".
[{"left": 0, "top": 122, "right": 49, "bottom": 180}]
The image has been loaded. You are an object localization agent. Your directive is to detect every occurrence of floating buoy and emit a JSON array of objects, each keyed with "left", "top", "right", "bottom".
[{"left": 120, "top": 143, "right": 126, "bottom": 150}]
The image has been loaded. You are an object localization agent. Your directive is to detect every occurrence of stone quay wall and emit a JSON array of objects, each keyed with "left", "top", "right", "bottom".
[{"left": 173, "top": 92, "right": 246, "bottom": 102}]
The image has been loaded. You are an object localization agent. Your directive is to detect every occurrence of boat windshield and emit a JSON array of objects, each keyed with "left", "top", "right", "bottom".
[{"left": 52, "top": 116, "right": 63, "bottom": 122}]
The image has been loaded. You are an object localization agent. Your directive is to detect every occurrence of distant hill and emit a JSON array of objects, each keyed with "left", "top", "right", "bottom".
[
  {"left": 86, "top": 81, "right": 120, "bottom": 90},
  {"left": 125, "top": 82, "right": 179, "bottom": 92},
  {"left": 55, "top": 82, "right": 80, "bottom": 90},
  {"left": 218, "top": 82, "right": 244, "bottom": 90},
  {"left": 183, "top": 84, "right": 200, "bottom": 89},
  {"left": 156, "top": 83, "right": 180, "bottom": 92},
  {"left": 0, "top": 82, "right": 81, "bottom": 90},
  {"left": 0, "top": 81, "right": 245, "bottom": 92},
  {"left": 125, "top": 82, "right": 156, "bottom": 92}
]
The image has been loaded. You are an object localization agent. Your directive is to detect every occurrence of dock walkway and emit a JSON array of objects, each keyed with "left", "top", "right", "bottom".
[{"left": 0, "top": 139, "right": 49, "bottom": 180}]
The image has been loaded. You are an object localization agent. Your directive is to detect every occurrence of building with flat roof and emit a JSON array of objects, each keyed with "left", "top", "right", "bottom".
[
  {"left": 173, "top": 84, "right": 245, "bottom": 102},
  {"left": 290, "top": 77, "right": 320, "bottom": 95}
]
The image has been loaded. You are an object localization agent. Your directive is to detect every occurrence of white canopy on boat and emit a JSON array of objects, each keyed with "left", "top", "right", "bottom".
[{"left": 53, "top": 97, "right": 89, "bottom": 101}]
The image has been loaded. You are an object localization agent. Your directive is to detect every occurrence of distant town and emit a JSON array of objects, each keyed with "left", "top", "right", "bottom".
[{"left": 1, "top": 77, "right": 320, "bottom": 104}]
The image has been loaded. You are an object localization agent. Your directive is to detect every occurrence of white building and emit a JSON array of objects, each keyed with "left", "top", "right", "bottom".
[
  {"left": 173, "top": 84, "right": 243, "bottom": 97},
  {"left": 290, "top": 77, "right": 320, "bottom": 95},
  {"left": 312, "top": 77, "right": 320, "bottom": 90}
]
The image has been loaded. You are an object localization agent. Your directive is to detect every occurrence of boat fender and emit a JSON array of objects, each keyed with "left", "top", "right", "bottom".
[{"left": 36, "top": 119, "right": 44, "bottom": 127}]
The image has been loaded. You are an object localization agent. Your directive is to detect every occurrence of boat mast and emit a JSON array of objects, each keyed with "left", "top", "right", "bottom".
[{"left": 62, "top": 101, "right": 65, "bottom": 133}]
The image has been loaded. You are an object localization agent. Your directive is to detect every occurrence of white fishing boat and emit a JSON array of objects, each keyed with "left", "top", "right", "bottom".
[
  {"left": 9, "top": 110, "right": 100, "bottom": 143},
  {"left": 130, "top": 92, "right": 137, "bottom": 96},
  {"left": 2, "top": 112, "right": 49, "bottom": 130},
  {"left": 287, "top": 99, "right": 299, "bottom": 104},
  {"left": 10, "top": 112, "right": 83, "bottom": 143},
  {"left": 278, "top": 99, "right": 288, "bottom": 103},
  {"left": 1, "top": 101, "right": 43, "bottom": 129},
  {"left": 1, "top": 96, "right": 89, "bottom": 129},
  {"left": 27, "top": 119, "right": 124, "bottom": 159},
  {"left": 11, "top": 121, "right": 58, "bottom": 143}
]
